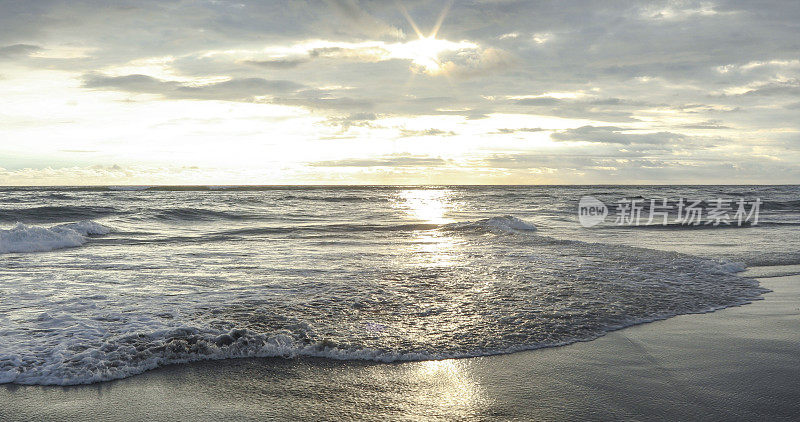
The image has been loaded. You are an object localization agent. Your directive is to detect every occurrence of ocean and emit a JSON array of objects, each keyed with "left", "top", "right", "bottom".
[{"left": 1, "top": 185, "right": 798, "bottom": 385}]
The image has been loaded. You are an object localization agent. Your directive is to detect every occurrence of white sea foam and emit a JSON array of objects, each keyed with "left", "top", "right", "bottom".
[
  {"left": 482, "top": 215, "right": 538, "bottom": 232},
  {"left": 0, "top": 227, "right": 764, "bottom": 386},
  {"left": 445, "top": 215, "right": 537, "bottom": 233},
  {"left": 0, "top": 220, "right": 111, "bottom": 254},
  {"left": 0, "top": 289, "right": 761, "bottom": 386}
]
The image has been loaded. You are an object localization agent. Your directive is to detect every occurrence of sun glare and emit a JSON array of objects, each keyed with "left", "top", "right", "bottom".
[
  {"left": 394, "top": 0, "right": 472, "bottom": 74},
  {"left": 409, "top": 36, "right": 444, "bottom": 72},
  {"left": 395, "top": 189, "right": 453, "bottom": 223},
  {"left": 392, "top": 36, "right": 474, "bottom": 74}
]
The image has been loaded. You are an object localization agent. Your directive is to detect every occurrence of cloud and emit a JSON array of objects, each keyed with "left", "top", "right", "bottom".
[
  {"left": 480, "top": 151, "right": 800, "bottom": 183},
  {"left": 509, "top": 96, "right": 650, "bottom": 122},
  {"left": 739, "top": 80, "right": 800, "bottom": 97},
  {"left": 0, "top": 43, "right": 42, "bottom": 59},
  {"left": 325, "top": 112, "right": 379, "bottom": 130},
  {"left": 3, "top": 0, "right": 800, "bottom": 183},
  {"left": 515, "top": 97, "right": 562, "bottom": 106},
  {"left": 323, "top": 0, "right": 404, "bottom": 39},
  {"left": 679, "top": 120, "right": 731, "bottom": 129},
  {"left": 491, "top": 127, "right": 548, "bottom": 134},
  {"left": 551, "top": 126, "right": 687, "bottom": 145},
  {"left": 273, "top": 89, "right": 374, "bottom": 111},
  {"left": 82, "top": 73, "right": 304, "bottom": 101},
  {"left": 308, "top": 45, "right": 390, "bottom": 62},
  {"left": 311, "top": 154, "right": 447, "bottom": 167},
  {"left": 0, "top": 164, "right": 236, "bottom": 185},
  {"left": 436, "top": 48, "right": 515, "bottom": 77},
  {"left": 83, "top": 73, "right": 180, "bottom": 93},
  {"left": 398, "top": 128, "right": 456, "bottom": 137},
  {"left": 242, "top": 58, "right": 310, "bottom": 69},
  {"left": 176, "top": 78, "right": 304, "bottom": 100}
]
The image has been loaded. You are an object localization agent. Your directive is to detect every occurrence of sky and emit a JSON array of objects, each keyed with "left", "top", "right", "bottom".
[{"left": 0, "top": 0, "right": 798, "bottom": 185}]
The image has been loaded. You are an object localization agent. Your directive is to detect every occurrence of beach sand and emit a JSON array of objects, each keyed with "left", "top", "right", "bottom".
[{"left": 2, "top": 266, "right": 798, "bottom": 421}]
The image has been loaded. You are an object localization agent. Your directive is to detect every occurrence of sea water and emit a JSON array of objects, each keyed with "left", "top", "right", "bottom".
[{"left": 1, "top": 185, "right": 798, "bottom": 385}]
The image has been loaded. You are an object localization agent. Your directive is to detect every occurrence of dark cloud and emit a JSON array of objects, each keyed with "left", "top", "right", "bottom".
[
  {"left": 242, "top": 58, "right": 310, "bottom": 69},
  {"left": 325, "top": 112, "right": 379, "bottom": 129},
  {"left": 0, "top": 43, "right": 42, "bottom": 59},
  {"left": 739, "top": 80, "right": 800, "bottom": 97},
  {"left": 551, "top": 126, "right": 687, "bottom": 145}
]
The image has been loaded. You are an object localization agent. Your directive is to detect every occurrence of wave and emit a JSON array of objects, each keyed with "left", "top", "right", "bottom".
[
  {"left": 0, "top": 232, "right": 765, "bottom": 386},
  {"left": 45, "top": 193, "right": 75, "bottom": 200},
  {"left": 0, "top": 283, "right": 761, "bottom": 386},
  {"left": 754, "top": 221, "right": 800, "bottom": 227},
  {"left": 442, "top": 215, "right": 537, "bottom": 233},
  {"left": 761, "top": 199, "right": 800, "bottom": 211},
  {"left": 0, "top": 215, "right": 537, "bottom": 248},
  {"left": 0, "top": 206, "right": 118, "bottom": 223},
  {"left": 0, "top": 300, "right": 745, "bottom": 386},
  {"left": 282, "top": 194, "right": 377, "bottom": 202},
  {"left": 153, "top": 208, "right": 256, "bottom": 221},
  {"left": 601, "top": 221, "right": 755, "bottom": 230},
  {"left": 168, "top": 216, "right": 536, "bottom": 240},
  {"left": 0, "top": 220, "right": 111, "bottom": 254}
]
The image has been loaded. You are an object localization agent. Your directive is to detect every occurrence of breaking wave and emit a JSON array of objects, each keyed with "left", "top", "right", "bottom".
[
  {"left": 0, "top": 221, "right": 111, "bottom": 254},
  {"left": 0, "top": 224, "right": 766, "bottom": 385}
]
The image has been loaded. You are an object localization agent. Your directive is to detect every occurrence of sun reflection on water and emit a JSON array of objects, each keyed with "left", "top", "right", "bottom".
[
  {"left": 395, "top": 189, "right": 454, "bottom": 224},
  {"left": 407, "top": 359, "right": 486, "bottom": 414},
  {"left": 392, "top": 189, "right": 460, "bottom": 267}
]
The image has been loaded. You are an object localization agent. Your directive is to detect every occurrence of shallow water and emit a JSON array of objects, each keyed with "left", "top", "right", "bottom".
[{"left": 1, "top": 185, "right": 797, "bottom": 385}]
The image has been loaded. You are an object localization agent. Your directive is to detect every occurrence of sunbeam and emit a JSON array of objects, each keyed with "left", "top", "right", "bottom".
[
  {"left": 395, "top": 0, "right": 461, "bottom": 74},
  {"left": 429, "top": 0, "right": 454, "bottom": 38}
]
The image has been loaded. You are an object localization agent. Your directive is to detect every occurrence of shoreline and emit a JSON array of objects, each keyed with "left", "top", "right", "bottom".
[{"left": 2, "top": 266, "right": 799, "bottom": 420}]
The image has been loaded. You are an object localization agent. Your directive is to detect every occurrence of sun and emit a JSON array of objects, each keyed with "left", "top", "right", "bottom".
[
  {"left": 394, "top": 1, "right": 474, "bottom": 75},
  {"left": 398, "top": 36, "right": 472, "bottom": 74},
  {"left": 407, "top": 36, "right": 445, "bottom": 72}
]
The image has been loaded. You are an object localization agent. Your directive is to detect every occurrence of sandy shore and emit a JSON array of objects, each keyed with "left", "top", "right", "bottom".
[{"left": 2, "top": 266, "right": 798, "bottom": 421}]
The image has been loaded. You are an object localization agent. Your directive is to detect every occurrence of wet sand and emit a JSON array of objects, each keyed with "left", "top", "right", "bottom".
[{"left": 2, "top": 266, "right": 799, "bottom": 421}]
